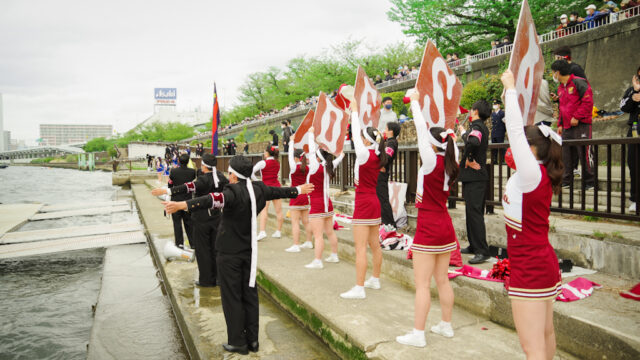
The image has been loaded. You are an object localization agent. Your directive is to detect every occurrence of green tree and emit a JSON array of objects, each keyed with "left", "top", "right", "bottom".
[{"left": 387, "top": 0, "right": 593, "bottom": 55}]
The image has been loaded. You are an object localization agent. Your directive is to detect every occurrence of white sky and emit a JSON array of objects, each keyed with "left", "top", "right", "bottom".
[{"left": 0, "top": 0, "right": 408, "bottom": 145}]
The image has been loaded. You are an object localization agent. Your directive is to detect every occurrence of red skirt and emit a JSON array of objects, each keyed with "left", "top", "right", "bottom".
[
  {"left": 352, "top": 192, "right": 381, "bottom": 225},
  {"left": 411, "top": 209, "right": 457, "bottom": 254},
  {"left": 289, "top": 193, "right": 310, "bottom": 209},
  {"left": 309, "top": 194, "right": 333, "bottom": 218},
  {"left": 507, "top": 227, "right": 562, "bottom": 301}
]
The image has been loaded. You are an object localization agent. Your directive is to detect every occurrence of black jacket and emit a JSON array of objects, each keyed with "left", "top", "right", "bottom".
[
  {"left": 282, "top": 127, "right": 292, "bottom": 146},
  {"left": 186, "top": 181, "right": 299, "bottom": 254},
  {"left": 491, "top": 110, "right": 506, "bottom": 139},
  {"left": 460, "top": 119, "right": 489, "bottom": 182},
  {"left": 168, "top": 165, "right": 196, "bottom": 201},
  {"left": 381, "top": 137, "right": 399, "bottom": 173},
  {"left": 621, "top": 86, "right": 640, "bottom": 126},
  {"left": 570, "top": 62, "right": 587, "bottom": 80},
  {"left": 171, "top": 169, "right": 229, "bottom": 222}
]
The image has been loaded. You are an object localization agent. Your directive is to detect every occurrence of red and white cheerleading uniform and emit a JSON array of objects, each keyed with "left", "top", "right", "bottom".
[
  {"left": 409, "top": 100, "right": 458, "bottom": 254},
  {"left": 288, "top": 143, "right": 309, "bottom": 210},
  {"left": 307, "top": 136, "right": 344, "bottom": 219},
  {"left": 502, "top": 89, "right": 561, "bottom": 301},
  {"left": 351, "top": 111, "right": 381, "bottom": 226},
  {"left": 252, "top": 157, "right": 281, "bottom": 187}
]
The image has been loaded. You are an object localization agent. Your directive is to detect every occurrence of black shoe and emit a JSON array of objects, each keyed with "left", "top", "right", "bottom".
[
  {"left": 222, "top": 343, "right": 248, "bottom": 355},
  {"left": 468, "top": 254, "right": 490, "bottom": 264},
  {"left": 460, "top": 247, "right": 473, "bottom": 254},
  {"left": 247, "top": 340, "right": 259, "bottom": 352},
  {"left": 561, "top": 183, "right": 571, "bottom": 189},
  {"left": 195, "top": 281, "right": 216, "bottom": 287}
]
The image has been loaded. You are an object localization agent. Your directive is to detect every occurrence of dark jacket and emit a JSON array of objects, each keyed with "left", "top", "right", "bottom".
[
  {"left": 282, "top": 127, "right": 293, "bottom": 146},
  {"left": 569, "top": 62, "right": 587, "bottom": 80},
  {"left": 491, "top": 110, "right": 506, "bottom": 139},
  {"left": 171, "top": 169, "right": 229, "bottom": 222},
  {"left": 271, "top": 133, "right": 279, "bottom": 146},
  {"left": 381, "top": 137, "right": 398, "bottom": 173},
  {"left": 460, "top": 119, "right": 489, "bottom": 182},
  {"left": 168, "top": 165, "right": 196, "bottom": 201},
  {"left": 621, "top": 86, "right": 640, "bottom": 126},
  {"left": 186, "top": 181, "right": 299, "bottom": 254}
]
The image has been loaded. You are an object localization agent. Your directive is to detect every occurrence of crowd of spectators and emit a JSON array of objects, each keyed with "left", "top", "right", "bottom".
[{"left": 553, "top": 2, "right": 639, "bottom": 38}]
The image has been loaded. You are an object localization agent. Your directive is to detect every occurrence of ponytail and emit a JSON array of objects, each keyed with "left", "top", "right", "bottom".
[
  {"left": 294, "top": 149, "right": 307, "bottom": 173},
  {"left": 266, "top": 144, "right": 279, "bottom": 157},
  {"left": 363, "top": 126, "right": 388, "bottom": 169},
  {"left": 444, "top": 136, "right": 459, "bottom": 187},
  {"left": 320, "top": 149, "right": 336, "bottom": 179},
  {"left": 525, "top": 125, "right": 564, "bottom": 194}
]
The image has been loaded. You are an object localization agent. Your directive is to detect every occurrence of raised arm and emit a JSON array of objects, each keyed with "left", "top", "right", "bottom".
[
  {"left": 251, "top": 160, "right": 266, "bottom": 181},
  {"left": 288, "top": 139, "right": 297, "bottom": 174},
  {"left": 333, "top": 152, "right": 345, "bottom": 168},
  {"left": 410, "top": 93, "right": 437, "bottom": 174},
  {"left": 307, "top": 131, "right": 320, "bottom": 174},
  {"left": 350, "top": 110, "right": 370, "bottom": 164},
  {"left": 502, "top": 72, "right": 542, "bottom": 193}
]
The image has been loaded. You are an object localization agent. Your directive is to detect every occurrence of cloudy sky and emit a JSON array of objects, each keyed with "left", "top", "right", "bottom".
[{"left": 0, "top": 0, "right": 408, "bottom": 145}]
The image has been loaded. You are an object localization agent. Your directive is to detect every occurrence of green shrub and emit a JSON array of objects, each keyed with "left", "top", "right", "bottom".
[
  {"left": 31, "top": 157, "right": 54, "bottom": 164},
  {"left": 460, "top": 79, "right": 489, "bottom": 109}
]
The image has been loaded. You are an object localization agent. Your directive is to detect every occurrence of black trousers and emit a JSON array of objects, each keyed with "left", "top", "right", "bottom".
[
  {"left": 462, "top": 181, "right": 489, "bottom": 256},
  {"left": 192, "top": 216, "right": 220, "bottom": 285},
  {"left": 628, "top": 127, "right": 639, "bottom": 202},
  {"left": 562, "top": 123, "right": 595, "bottom": 186},
  {"left": 171, "top": 210, "right": 193, "bottom": 248},
  {"left": 217, "top": 251, "right": 259, "bottom": 347},
  {"left": 376, "top": 171, "right": 395, "bottom": 227}
]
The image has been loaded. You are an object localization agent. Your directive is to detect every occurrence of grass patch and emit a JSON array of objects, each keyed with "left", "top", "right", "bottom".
[
  {"left": 592, "top": 230, "right": 625, "bottom": 241},
  {"left": 582, "top": 208, "right": 601, "bottom": 222},
  {"left": 257, "top": 272, "right": 367, "bottom": 360}
]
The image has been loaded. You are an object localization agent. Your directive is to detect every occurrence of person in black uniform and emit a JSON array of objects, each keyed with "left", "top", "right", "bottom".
[
  {"left": 490, "top": 99, "right": 506, "bottom": 164},
  {"left": 458, "top": 100, "right": 491, "bottom": 264},
  {"left": 377, "top": 121, "right": 401, "bottom": 231},
  {"left": 163, "top": 155, "right": 314, "bottom": 355},
  {"left": 168, "top": 153, "right": 197, "bottom": 248},
  {"left": 227, "top": 138, "right": 237, "bottom": 155},
  {"left": 152, "top": 153, "right": 228, "bottom": 287}
]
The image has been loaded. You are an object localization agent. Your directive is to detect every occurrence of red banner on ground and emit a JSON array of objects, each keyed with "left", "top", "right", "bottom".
[
  {"left": 508, "top": 0, "right": 545, "bottom": 125},
  {"left": 293, "top": 109, "right": 314, "bottom": 153},
  {"left": 312, "top": 92, "right": 349, "bottom": 155},
  {"left": 354, "top": 66, "right": 382, "bottom": 130},
  {"left": 415, "top": 40, "right": 462, "bottom": 130}
]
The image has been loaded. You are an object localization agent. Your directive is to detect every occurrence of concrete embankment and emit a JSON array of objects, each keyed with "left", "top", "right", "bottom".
[
  {"left": 0, "top": 204, "right": 42, "bottom": 235},
  {"left": 131, "top": 183, "right": 338, "bottom": 359}
]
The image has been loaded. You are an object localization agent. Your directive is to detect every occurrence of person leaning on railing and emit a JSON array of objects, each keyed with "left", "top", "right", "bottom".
[{"left": 620, "top": 66, "right": 640, "bottom": 212}]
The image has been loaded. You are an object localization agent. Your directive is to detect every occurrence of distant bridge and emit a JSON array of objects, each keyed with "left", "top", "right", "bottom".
[{"left": 0, "top": 145, "right": 85, "bottom": 162}]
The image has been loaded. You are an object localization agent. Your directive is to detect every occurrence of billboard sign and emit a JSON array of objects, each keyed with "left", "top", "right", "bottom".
[{"left": 154, "top": 88, "right": 177, "bottom": 105}]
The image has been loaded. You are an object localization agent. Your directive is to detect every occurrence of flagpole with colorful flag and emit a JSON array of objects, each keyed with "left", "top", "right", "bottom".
[{"left": 212, "top": 83, "right": 220, "bottom": 155}]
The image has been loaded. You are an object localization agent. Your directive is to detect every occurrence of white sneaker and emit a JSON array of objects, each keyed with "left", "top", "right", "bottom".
[
  {"left": 272, "top": 230, "right": 282, "bottom": 238},
  {"left": 305, "top": 259, "right": 323, "bottom": 269},
  {"left": 340, "top": 286, "right": 366, "bottom": 299},
  {"left": 573, "top": 169, "right": 581, "bottom": 177},
  {"left": 630, "top": 201, "right": 637, "bottom": 212},
  {"left": 430, "top": 321, "right": 454, "bottom": 338},
  {"left": 324, "top": 253, "right": 340, "bottom": 263},
  {"left": 256, "top": 231, "right": 267, "bottom": 241},
  {"left": 396, "top": 330, "right": 426, "bottom": 347},
  {"left": 285, "top": 245, "right": 301, "bottom": 253},
  {"left": 299, "top": 241, "right": 313, "bottom": 249},
  {"left": 364, "top": 277, "right": 381, "bottom": 290}
]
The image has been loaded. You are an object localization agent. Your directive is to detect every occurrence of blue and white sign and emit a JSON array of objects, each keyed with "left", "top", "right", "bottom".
[{"left": 154, "top": 88, "right": 177, "bottom": 105}]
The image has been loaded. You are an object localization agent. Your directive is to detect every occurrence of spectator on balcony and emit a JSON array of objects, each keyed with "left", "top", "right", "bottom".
[
  {"left": 384, "top": 69, "right": 392, "bottom": 81},
  {"left": 621, "top": 0, "right": 639, "bottom": 9},
  {"left": 411, "top": 66, "right": 419, "bottom": 76},
  {"left": 446, "top": 54, "right": 452, "bottom": 62},
  {"left": 535, "top": 79, "right": 555, "bottom": 127},
  {"left": 551, "top": 60, "right": 595, "bottom": 190},
  {"left": 553, "top": 46, "right": 587, "bottom": 79},
  {"left": 556, "top": 14, "right": 569, "bottom": 37},
  {"left": 269, "top": 129, "right": 279, "bottom": 147},
  {"left": 582, "top": 4, "right": 608, "bottom": 28},
  {"left": 490, "top": 40, "right": 499, "bottom": 56},
  {"left": 620, "top": 66, "right": 640, "bottom": 212},
  {"left": 374, "top": 75, "right": 383, "bottom": 85},
  {"left": 567, "top": 12, "right": 582, "bottom": 34},
  {"left": 379, "top": 96, "right": 398, "bottom": 133}
]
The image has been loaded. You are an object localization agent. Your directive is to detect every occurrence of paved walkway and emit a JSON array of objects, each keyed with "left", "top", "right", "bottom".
[{"left": 0, "top": 203, "right": 42, "bottom": 236}]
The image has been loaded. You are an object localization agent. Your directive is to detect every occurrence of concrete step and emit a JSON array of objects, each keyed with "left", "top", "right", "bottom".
[
  {"left": 265, "top": 209, "right": 640, "bottom": 360},
  {"left": 331, "top": 192, "right": 640, "bottom": 279},
  {"left": 0, "top": 222, "right": 142, "bottom": 244},
  {"left": 30, "top": 205, "right": 133, "bottom": 221},
  {"left": 40, "top": 200, "right": 130, "bottom": 212},
  {"left": 256, "top": 231, "right": 578, "bottom": 360}
]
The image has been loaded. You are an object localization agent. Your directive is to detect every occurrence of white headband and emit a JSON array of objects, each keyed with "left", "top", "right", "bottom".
[
  {"left": 427, "top": 128, "right": 455, "bottom": 150},
  {"left": 363, "top": 128, "right": 376, "bottom": 144},
  {"left": 537, "top": 124, "right": 563, "bottom": 145}
]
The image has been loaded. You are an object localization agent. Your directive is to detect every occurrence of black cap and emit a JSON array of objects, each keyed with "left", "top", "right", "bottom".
[
  {"left": 230, "top": 155, "right": 253, "bottom": 178},
  {"left": 493, "top": 99, "right": 502, "bottom": 105},
  {"left": 202, "top": 153, "right": 217, "bottom": 167}
]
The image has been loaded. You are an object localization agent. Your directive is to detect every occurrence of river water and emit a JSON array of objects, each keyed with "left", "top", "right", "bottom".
[{"left": 0, "top": 166, "right": 183, "bottom": 359}]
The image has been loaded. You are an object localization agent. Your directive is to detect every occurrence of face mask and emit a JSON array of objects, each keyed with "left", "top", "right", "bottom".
[
  {"left": 493, "top": 105, "right": 500, "bottom": 110},
  {"left": 552, "top": 74, "right": 559, "bottom": 83},
  {"left": 570, "top": 16, "right": 575, "bottom": 21},
  {"left": 384, "top": 104, "right": 393, "bottom": 110},
  {"left": 561, "top": 19, "right": 567, "bottom": 24}
]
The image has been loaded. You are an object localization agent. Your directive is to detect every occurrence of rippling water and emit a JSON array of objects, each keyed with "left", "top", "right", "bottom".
[{"left": 0, "top": 166, "right": 135, "bottom": 359}]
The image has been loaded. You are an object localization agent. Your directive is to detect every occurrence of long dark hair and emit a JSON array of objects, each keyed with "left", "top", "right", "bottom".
[
  {"left": 294, "top": 149, "right": 307, "bottom": 173},
  {"left": 319, "top": 149, "right": 335, "bottom": 179},
  {"left": 525, "top": 125, "right": 564, "bottom": 194},
  {"left": 362, "top": 126, "right": 389, "bottom": 169},
  {"left": 266, "top": 144, "right": 279, "bottom": 157},
  {"left": 430, "top": 127, "right": 459, "bottom": 187}
]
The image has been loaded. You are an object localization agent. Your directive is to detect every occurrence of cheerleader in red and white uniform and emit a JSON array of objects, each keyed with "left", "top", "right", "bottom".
[
  {"left": 501, "top": 70, "right": 563, "bottom": 360},
  {"left": 304, "top": 128, "right": 345, "bottom": 269},
  {"left": 340, "top": 101, "right": 386, "bottom": 300},
  {"left": 252, "top": 145, "right": 283, "bottom": 240},
  {"left": 396, "top": 89, "right": 459, "bottom": 347},
  {"left": 284, "top": 138, "right": 313, "bottom": 253}
]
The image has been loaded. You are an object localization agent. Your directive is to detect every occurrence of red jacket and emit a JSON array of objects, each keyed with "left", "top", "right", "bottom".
[{"left": 557, "top": 74, "right": 593, "bottom": 129}]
